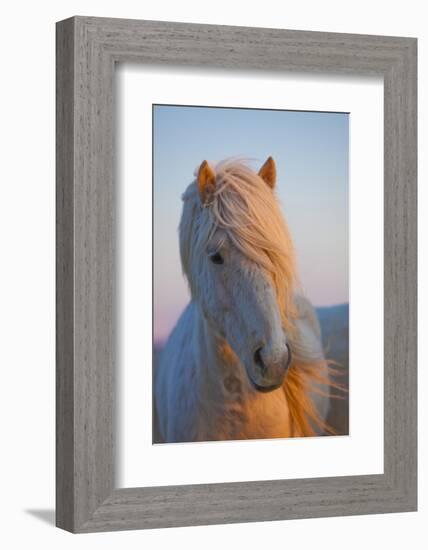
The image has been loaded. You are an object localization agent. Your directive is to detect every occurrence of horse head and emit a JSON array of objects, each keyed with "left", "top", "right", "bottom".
[{"left": 179, "top": 157, "right": 296, "bottom": 392}]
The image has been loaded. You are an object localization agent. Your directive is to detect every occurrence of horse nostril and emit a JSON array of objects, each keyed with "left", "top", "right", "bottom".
[
  {"left": 254, "top": 347, "right": 265, "bottom": 371},
  {"left": 285, "top": 343, "right": 292, "bottom": 371}
]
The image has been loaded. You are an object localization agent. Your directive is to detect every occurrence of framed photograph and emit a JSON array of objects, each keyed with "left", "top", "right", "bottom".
[{"left": 56, "top": 16, "right": 417, "bottom": 532}]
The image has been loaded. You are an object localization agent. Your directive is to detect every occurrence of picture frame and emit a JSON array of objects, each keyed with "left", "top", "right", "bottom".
[{"left": 56, "top": 16, "right": 417, "bottom": 533}]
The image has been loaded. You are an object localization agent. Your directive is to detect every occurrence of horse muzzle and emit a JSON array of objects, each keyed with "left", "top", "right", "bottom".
[{"left": 249, "top": 343, "right": 292, "bottom": 392}]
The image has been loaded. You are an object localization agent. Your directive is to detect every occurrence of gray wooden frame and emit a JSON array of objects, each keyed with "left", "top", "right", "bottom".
[{"left": 56, "top": 16, "right": 417, "bottom": 533}]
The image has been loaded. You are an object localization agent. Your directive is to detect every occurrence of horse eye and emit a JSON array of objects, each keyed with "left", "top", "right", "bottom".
[{"left": 210, "top": 252, "right": 224, "bottom": 265}]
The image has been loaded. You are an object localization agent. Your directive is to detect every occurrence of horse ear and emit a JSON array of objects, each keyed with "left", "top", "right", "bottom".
[
  {"left": 258, "top": 156, "right": 276, "bottom": 189},
  {"left": 197, "top": 160, "right": 216, "bottom": 205}
]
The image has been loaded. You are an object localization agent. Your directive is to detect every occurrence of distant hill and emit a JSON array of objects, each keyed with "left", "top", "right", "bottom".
[
  {"left": 316, "top": 303, "right": 349, "bottom": 435},
  {"left": 316, "top": 304, "right": 349, "bottom": 366}
]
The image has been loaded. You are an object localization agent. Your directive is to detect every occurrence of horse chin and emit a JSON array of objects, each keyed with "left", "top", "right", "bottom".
[{"left": 247, "top": 371, "right": 286, "bottom": 393}]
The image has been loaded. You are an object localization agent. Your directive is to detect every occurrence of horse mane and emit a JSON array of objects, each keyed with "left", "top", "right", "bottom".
[{"left": 180, "top": 158, "right": 341, "bottom": 437}]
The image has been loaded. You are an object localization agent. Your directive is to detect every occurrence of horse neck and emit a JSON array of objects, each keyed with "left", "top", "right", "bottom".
[
  {"left": 192, "top": 302, "right": 293, "bottom": 440},
  {"left": 193, "top": 305, "right": 248, "bottom": 399}
]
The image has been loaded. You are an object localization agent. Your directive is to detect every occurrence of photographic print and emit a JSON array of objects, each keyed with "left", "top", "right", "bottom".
[{"left": 153, "top": 104, "right": 349, "bottom": 444}]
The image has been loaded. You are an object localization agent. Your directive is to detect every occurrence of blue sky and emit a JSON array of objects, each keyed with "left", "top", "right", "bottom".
[{"left": 153, "top": 105, "right": 349, "bottom": 343}]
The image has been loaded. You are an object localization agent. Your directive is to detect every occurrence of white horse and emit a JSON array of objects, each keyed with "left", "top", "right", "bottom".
[{"left": 155, "top": 157, "right": 335, "bottom": 443}]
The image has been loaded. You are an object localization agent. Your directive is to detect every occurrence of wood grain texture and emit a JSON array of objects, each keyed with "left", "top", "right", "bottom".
[
  {"left": 56, "top": 18, "right": 75, "bottom": 531},
  {"left": 56, "top": 16, "right": 417, "bottom": 533}
]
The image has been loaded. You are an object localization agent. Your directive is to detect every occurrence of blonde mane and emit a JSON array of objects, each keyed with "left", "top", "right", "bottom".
[{"left": 180, "top": 158, "right": 341, "bottom": 437}]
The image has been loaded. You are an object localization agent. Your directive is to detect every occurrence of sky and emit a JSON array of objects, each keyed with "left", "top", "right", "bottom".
[{"left": 153, "top": 105, "right": 349, "bottom": 344}]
